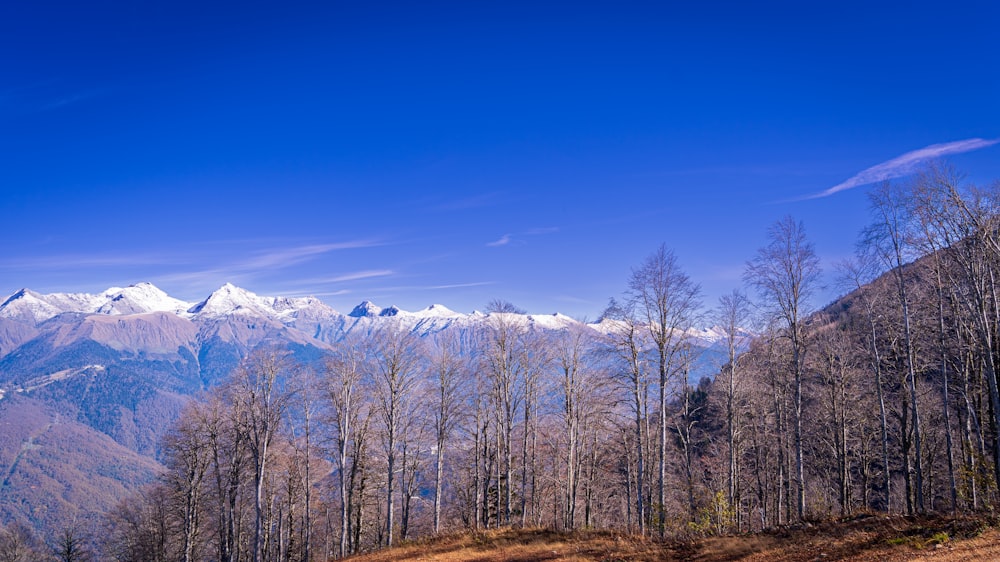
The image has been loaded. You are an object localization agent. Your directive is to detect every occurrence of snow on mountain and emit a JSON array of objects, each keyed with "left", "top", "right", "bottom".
[
  {"left": 187, "top": 283, "right": 275, "bottom": 317},
  {"left": 379, "top": 305, "right": 401, "bottom": 317},
  {"left": 528, "top": 312, "right": 578, "bottom": 330},
  {"left": 0, "top": 283, "right": 194, "bottom": 323},
  {"left": 410, "top": 304, "right": 463, "bottom": 319},
  {"left": 96, "top": 283, "right": 192, "bottom": 316},
  {"left": 349, "top": 301, "right": 382, "bottom": 318},
  {"left": 0, "top": 289, "right": 66, "bottom": 324},
  {"left": 0, "top": 282, "right": 733, "bottom": 351}
]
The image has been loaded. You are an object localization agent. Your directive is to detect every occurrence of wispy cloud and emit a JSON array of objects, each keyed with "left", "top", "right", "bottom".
[
  {"left": 38, "top": 88, "right": 105, "bottom": 112},
  {"left": 240, "top": 240, "right": 383, "bottom": 269},
  {"left": 303, "top": 270, "right": 395, "bottom": 283},
  {"left": 0, "top": 252, "right": 183, "bottom": 269},
  {"left": 486, "top": 227, "right": 558, "bottom": 248},
  {"left": 375, "top": 281, "right": 497, "bottom": 292},
  {"left": 806, "top": 138, "right": 999, "bottom": 199},
  {"left": 487, "top": 234, "right": 512, "bottom": 247},
  {"left": 2, "top": 239, "right": 387, "bottom": 301},
  {"left": 1, "top": 81, "right": 109, "bottom": 116},
  {"left": 289, "top": 289, "right": 352, "bottom": 298},
  {"left": 423, "top": 281, "right": 496, "bottom": 290}
]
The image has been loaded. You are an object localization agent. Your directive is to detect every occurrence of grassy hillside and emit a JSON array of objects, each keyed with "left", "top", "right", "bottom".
[{"left": 342, "top": 516, "right": 1000, "bottom": 562}]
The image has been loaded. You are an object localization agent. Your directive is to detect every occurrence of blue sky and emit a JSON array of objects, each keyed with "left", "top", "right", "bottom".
[{"left": 2, "top": 1, "right": 999, "bottom": 319}]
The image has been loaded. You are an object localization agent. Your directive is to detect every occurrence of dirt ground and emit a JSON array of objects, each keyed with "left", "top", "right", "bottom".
[{"left": 342, "top": 515, "right": 1000, "bottom": 562}]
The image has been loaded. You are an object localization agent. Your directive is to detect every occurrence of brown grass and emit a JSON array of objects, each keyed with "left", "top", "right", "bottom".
[
  {"left": 343, "top": 528, "right": 677, "bottom": 562},
  {"left": 340, "top": 515, "right": 1000, "bottom": 562}
]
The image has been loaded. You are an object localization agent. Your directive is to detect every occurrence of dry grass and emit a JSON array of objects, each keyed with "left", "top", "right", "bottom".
[
  {"left": 343, "top": 528, "right": 677, "bottom": 561},
  {"left": 340, "top": 515, "right": 999, "bottom": 562}
]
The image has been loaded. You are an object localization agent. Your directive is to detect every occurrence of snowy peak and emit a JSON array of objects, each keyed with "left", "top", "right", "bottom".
[
  {"left": 412, "top": 304, "right": 463, "bottom": 319},
  {"left": 349, "top": 301, "right": 382, "bottom": 318},
  {"left": 0, "top": 288, "right": 64, "bottom": 324},
  {"left": 96, "top": 283, "right": 191, "bottom": 316},
  {"left": 0, "top": 283, "right": 198, "bottom": 323},
  {"left": 188, "top": 283, "right": 271, "bottom": 317}
]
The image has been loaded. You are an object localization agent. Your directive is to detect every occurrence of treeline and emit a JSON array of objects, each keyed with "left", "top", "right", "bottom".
[{"left": 7, "top": 163, "right": 1000, "bottom": 562}]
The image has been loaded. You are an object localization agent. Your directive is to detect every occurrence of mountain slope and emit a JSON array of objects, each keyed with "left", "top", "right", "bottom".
[{"left": 0, "top": 395, "right": 163, "bottom": 533}]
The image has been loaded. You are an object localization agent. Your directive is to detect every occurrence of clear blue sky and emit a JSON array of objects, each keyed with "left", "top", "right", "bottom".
[{"left": 2, "top": 1, "right": 999, "bottom": 319}]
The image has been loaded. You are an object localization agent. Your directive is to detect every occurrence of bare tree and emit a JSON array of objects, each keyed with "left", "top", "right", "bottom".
[
  {"left": 285, "top": 366, "right": 321, "bottom": 561},
  {"left": 324, "top": 335, "right": 369, "bottom": 557},
  {"left": 716, "top": 289, "right": 751, "bottom": 528},
  {"left": 837, "top": 256, "right": 892, "bottom": 512},
  {"left": 553, "top": 325, "right": 604, "bottom": 530},
  {"left": 231, "top": 348, "right": 290, "bottom": 562},
  {"left": 483, "top": 300, "right": 528, "bottom": 526},
  {"left": 863, "top": 182, "right": 926, "bottom": 513},
  {"left": 745, "top": 216, "right": 821, "bottom": 520},
  {"left": 161, "top": 402, "right": 212, "bottom": 562},
  {"left": 909, "top": 165, "right": 1000, "bottom": 499},
  {"left": 54, "top": 525, "right": 93, "bottom": 562},
  {"left": 628, "top": 244, "right": 702, "bottom": 535},
  {"left": 0, "top": 523, "right": 42, "bottom": 562},
  {"left": 428, "top": 333, "right": 467, "bottom": 534},
  {"left": 202, "top": 393, "right": 247, "bottom": 562},
  {"left": 602, "top": 297, "right": 650, "bottom": 535},
  {"left": 371, "top": 326, "right": 424, "bottom": 546}
]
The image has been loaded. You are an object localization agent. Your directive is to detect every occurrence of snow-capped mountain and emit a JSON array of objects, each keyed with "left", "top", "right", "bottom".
[
  {"left": 0, "top": 282, "right": 734, "bottom": 351},
  {"left": 0, "top": 282, "right": 190, "bottom": 323}
]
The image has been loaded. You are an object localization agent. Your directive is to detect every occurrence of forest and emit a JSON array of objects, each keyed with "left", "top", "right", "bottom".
[{"left": 6, "top": 163, "right": 1000, "bottom": 562}]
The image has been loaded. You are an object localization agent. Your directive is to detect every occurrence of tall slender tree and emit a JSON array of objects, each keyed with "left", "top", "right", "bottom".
[
  {"left": 863, "top": 182, "right": 925, "bottom": 513},
  {"left": 371, "top": 326, "right": 424, "bottom": 547},
  {"left": 628, "top": 245, "right": 702, "bottom": 535},
  {"left": 232, "top": 348, "right": 290, "bottom": 562},
  {"left": 745, "top": 216, "right": 820, "bottom": 520},
  {"left": 716, "top": 289, "right": 751, "bottom": 528}
]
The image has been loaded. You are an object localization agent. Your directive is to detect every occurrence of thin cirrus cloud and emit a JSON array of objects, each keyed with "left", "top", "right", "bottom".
[
  {"left": 375, "top": 281, "right": 497, "bottom": 292},
  {"left": 305, "top": 270, "right": 395, "bottom": 284},
  {"left": 0, "top": 252, "right": 183, "bottom": 270},
  {"left": 486, "top": 227, "right": 559, "bottom": 248},
  {"left": 487, "top": 234, "right": 512, "bottom": 247},
  {"left": 240, "top": 240, "right": 383, "bottom": 270},
  {"left": 153, "top": 241, "right": 385, "bottom": 289},
  {"left": 806, "top": 138, "right": 999, "bottom": 199}
]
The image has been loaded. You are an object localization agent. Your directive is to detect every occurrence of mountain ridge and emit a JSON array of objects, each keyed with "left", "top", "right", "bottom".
[{"left": 0, "top": 282, "right": 731, "bottom": 346}]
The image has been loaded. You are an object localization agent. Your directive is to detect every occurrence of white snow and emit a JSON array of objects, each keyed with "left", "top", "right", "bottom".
[
  {"left": 1, "top": 283, "right": 194, "bottom": 322},
  {"left": 97, "top": 283, "right": 192, "bottom": 315},
  {"left": 0, "top": 282, "right": 746, "bottom": 351},
  {"left": 411, "top": 304, "right": 463, "bottom": 319}
]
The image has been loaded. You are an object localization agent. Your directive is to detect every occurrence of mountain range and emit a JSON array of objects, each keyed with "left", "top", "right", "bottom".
[{"left": 0, "top": 282, "right": 727, "bottom": 537}]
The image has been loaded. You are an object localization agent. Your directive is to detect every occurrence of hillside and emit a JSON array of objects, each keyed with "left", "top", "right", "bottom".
[
  {"left": 0, "top": 395, "right": 163, "bottom": 534},
  {"left": 343, "top": 516, "right": 999, "bottom": 562}
]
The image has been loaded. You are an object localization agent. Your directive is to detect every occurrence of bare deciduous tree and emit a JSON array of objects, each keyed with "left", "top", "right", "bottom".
[
  {"left": 745, "top": 216, "right": 820, "bottom": 520},
  {"left": 231, "top": 348, "right": 290, "bottom": 562},
  {"left": 628, "top": 244, "right": 702, "bottom": 535},
  {"left": 716, "top": 289, "right": 751, "bottom": 528},
  {"left": 371, "top": 326, "right": 424, "bottom": 547}
]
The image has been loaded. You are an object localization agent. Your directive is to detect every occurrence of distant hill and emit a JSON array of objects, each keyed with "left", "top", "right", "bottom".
[{"left": 0, "top": 395, "right": 163, "bottom": 535}]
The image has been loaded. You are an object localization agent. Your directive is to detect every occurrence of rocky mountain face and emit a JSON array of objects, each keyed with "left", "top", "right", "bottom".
[{"left": 0, "top": 282, "right": 727, "bottom": 537}]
